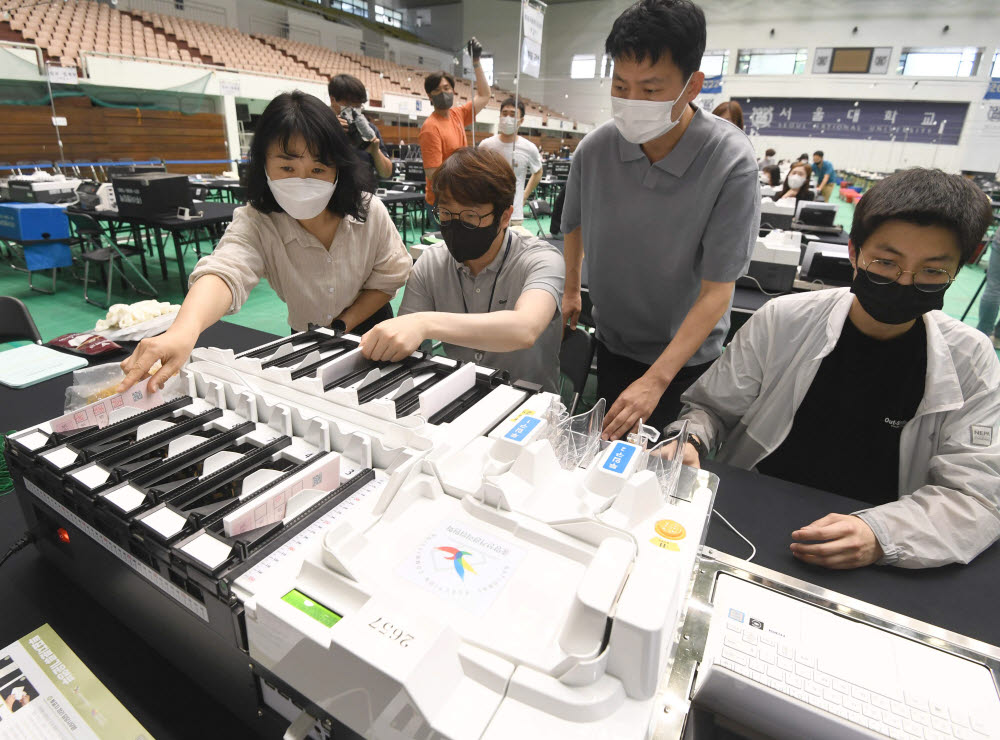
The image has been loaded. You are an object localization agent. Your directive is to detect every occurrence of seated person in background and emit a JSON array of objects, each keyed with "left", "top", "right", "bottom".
[
  {"left": 812, "top": 149, "right": 837, "bottom": 202},
  {"left": 758, "top": 147, "right": 776, "bottom": 170},
  {"left": 760, "top": 164, "right": 781, "bottom": 187},
  {"left": 712, "top": 99, "right": 744, "bottom": 130},
  {"left": 360, "top": 147, "right": 564, "bottom": 392},
  {"left": 328, "top": 73, "right": 393, "bottom": 179},
  {"left": 796, "top": 152, "right": 809, "bottom": 164},
  {"left": 667, "top": 168, "right": 1000, "bottom": 569},
  {"left": 477, "top": 96, "right": 544, "bottom": 225},
  {"left": 118, "top": 91, "right": 411, "bottom": 394},
  {"left": 772, "top": 161, "right": 814, "bottom": 202}
]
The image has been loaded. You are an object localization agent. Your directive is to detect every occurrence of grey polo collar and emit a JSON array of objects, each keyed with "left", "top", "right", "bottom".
[{"left": 616, "top": 104, "right": 711, "bottom": 178}]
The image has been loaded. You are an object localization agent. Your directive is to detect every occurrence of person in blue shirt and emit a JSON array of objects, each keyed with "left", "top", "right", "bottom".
[{"left": 812, "top": 150, "right": 837, "bottom": 202}]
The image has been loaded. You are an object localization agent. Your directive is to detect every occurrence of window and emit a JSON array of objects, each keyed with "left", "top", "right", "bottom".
[
  {"left": 375, "top": 5, "right": 402, "bottom": 28},
  {"left": 736, "top": 48, "right": 808, "bottom": 75},
  {"left": 335, "top": 0, "right": 367, "bottom": 19},
  {"left": 600, "top": 53, "right": 614, "bottom": 79},
  {"left": 700, "top": 50, "right": 729, "bottom": 77},
  {"left": 570, "top": 54, "right": 596, "bottom": 80},
  {"left": 897, "top": 47, "right": 982, "bottom": 77},
  {"left": 478, "top": 54, "right": 494, "bottom": 86}
]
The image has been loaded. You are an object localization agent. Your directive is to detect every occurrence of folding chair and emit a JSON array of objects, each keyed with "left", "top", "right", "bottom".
[
  {"left": 0, "top": 296, "right": 43, "bottom": 344},
  {"left": 68, "top": 212, "right": 157, "bottom": 308},
  {"left": 526, "top": 198, "right": 554, "bottom": 237},
  {"left": 559, "top": 327, "right": 595, "bottom": 415}
]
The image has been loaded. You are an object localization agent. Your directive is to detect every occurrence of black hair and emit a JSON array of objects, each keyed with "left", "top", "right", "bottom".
[
  {"left": 328, "top": 73, "right": 368, "bottom": 105},
  {"left": 798, "top": 153, "right": 809, "bottom": 161},
  {"left": 765, "top": 148, "right": 775, "bottom": 157},
  {"left": 762, "top": 164, "right": 781, "bottom": 187},
  {"left": 247, "top": 91, "right": 374, "bottom": 221},
  {"left": 813, "top": 150, "right": 824, "bottom": 158},
  {"left": 500, "top": 96, "right": 526, "bottom": 118},
  {"left": 604, "top": 0, "right": 706, "bottom": 79},
  {"left": 424, "top": 70, "right": 456, "bottom": 96},
  {"left": 850, "top": 167, "right": 993, "bottom": 267}
]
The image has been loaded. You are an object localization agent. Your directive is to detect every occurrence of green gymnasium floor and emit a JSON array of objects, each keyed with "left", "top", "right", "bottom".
[{"left": 0, "top": 194, "right": 995, "bottom": 360}]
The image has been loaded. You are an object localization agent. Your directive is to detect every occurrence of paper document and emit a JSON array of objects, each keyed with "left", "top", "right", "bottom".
[{"left": 0, "top": 623, "right": 150, "bottom": 739}]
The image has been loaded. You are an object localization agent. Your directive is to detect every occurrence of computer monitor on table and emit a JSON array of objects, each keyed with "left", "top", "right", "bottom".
[
  {"left": 795, "top": 200, "right": 838, "bottom": 228},
  {"left": 801, "top": 241, "right": 852, "bottom": 285}
]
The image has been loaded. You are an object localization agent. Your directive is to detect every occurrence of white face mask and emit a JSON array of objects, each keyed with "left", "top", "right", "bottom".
[
  {"left": 266, "top": 173, "right": 337, "bottom": 220},
  {"left": 787, "top": 173, "right": 807, "bottom": 189},
  {"left": 611, "top": 74, "right": 692, "bottom": 144},
  {"left": 498, "top": 116, "right": 518, "bottom": 135}
]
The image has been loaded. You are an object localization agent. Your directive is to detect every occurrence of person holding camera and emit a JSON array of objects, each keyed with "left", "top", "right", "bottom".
[
  {"left": 419, "top": 37, "right": 492, "bottom": 207},
  {"left": 329, "top": 73, "right": 393, "bottom": 180}
]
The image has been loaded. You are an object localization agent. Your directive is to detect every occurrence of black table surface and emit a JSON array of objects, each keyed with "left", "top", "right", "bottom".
[
  {"left": 1, "top": 325, "right": 997, "bottom": 739},
  {"left": 0, "top": 321, "right": 272, "bottom": 739},
  {"left": 68, "top": 201, "right": 238, "bottom": 229},
  {"left": 704, "top": 459, "right": 1000, "bottom": 648},
  {"left": 378, "top": 190, "right": 426, "bottom": 204}
]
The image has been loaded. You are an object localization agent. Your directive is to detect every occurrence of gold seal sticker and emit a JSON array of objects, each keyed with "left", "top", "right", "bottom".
[{"left": 654, "top": 519, "right": 686, "bottom": 540}]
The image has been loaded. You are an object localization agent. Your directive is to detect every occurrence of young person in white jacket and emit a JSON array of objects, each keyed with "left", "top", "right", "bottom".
[{"left": 668, "top": 168, "right": 1000, "bottom": 569}]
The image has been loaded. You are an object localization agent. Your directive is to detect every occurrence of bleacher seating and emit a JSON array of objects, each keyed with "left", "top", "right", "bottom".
[{"left": 0, "top": 0, "right": 573, "bottom": 124}]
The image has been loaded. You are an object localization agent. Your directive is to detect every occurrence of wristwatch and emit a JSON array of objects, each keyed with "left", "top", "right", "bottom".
[
  {"left": 688, "top": 433, "right": 709, "bottom": 459},
  {"left": 331, "top": 319, "right": 347, "bottom": 335}
]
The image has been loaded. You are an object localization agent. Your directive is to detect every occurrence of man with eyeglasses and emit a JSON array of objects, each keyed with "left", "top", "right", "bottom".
[
  {"left": 360, "top": 147, "right": 564, "bottom": 392},
  {"left": 665, "top": 168, "right": 1000, "bottom": 569}
]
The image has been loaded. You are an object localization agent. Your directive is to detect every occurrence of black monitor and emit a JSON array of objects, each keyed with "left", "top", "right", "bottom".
[{"left": 796, "top": 202, "right": 838, "bottom": 227}]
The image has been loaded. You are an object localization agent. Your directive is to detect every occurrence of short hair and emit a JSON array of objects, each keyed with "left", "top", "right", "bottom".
[
  {"left": 604, "top": 0, "right": 706, "bottom": 80},
  {"left": 246, "top": 91, "right": 374, "bottom": 221},
  {"left": 813, "top": 150, "right": 824, "bottom": 158},
  {"left": 765, "top": 148, "right": 775, "bottom": 157},
  {"left": 500, "top": 96, "right": 526, "bottom": 118},
  {"left": 424, "top": 71, "right": 456, "bottom": 96},
  {"left": 850, "top": 168, "right": 993, "bottom": 266},
  {"left": 798, "top": 153, "right": 809, "bottom": 161},
  {"left": 432, "top": 147, "right": 516, "bottom": 220},
  {"left": 328, "top": 73, "right": 367, "bottom": 105},
  {"left": 712, "top": 100, "right": 744, "bottom": 130}
]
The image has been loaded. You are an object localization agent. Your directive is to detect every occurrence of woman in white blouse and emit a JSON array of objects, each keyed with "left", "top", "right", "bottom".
[{"left": 118, "top": 91, "right": 411, "bottom": 393}]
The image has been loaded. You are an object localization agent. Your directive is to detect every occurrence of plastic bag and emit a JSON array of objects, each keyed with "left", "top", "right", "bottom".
[{"left": 63, "top": 361, "right": 181, "bottom": 413}]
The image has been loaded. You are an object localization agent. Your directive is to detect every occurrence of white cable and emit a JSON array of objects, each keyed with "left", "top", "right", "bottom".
[
  {"left": 712, "top": 508, "right": 756, "bottom": 562},
  {"left": 739, "top": 273, "right": 788, "bottom": 297}
]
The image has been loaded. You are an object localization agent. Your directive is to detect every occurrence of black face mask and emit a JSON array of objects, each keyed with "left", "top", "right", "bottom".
[
  {"left": 850, "top": 273, "right": 946, "bottom": 325},
  {"left": 440, "top": 219, "right": 499, "bottom": 262},
  {"left": 431, "top": 91, "right": 454, "bottom": 110}
]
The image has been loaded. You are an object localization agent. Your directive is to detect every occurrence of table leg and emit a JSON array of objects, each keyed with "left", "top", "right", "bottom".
[
  {"left": 147, "top": 224, "right": 168, "bottom": 280},
  {"left": 171, "top": 228, "right": 189, "bottom": 295}
]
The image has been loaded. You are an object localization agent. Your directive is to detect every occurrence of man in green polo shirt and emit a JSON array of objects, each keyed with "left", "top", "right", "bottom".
[{"left": 561, "top": 0, "right": 760, "bottom": 440}]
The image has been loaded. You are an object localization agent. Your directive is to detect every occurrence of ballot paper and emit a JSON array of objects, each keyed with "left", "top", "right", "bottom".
[{"left": 0, "top": 624, "right": 148, "bottom": 739}]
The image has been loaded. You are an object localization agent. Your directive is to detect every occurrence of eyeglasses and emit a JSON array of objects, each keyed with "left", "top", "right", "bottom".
[
  {"left": 431, "top": 206, "right": 495, "bottom": 230},
  {"left": 859, "top": 254, "right": 954, "bottom": 293}
]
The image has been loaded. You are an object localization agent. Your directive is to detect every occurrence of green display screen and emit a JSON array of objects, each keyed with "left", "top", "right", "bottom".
[{"left": 282, "top": 589, "right": 341, "bottom": 628}]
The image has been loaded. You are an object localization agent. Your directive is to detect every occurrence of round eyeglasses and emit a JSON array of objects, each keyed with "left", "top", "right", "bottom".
[{"left": 859, "top": 254, "right": 954, "bottom": 293}]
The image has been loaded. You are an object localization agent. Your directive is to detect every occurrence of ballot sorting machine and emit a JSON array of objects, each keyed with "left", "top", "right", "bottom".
[{"left": 7, "top": 327, "right": 1000, "bottom": 740}]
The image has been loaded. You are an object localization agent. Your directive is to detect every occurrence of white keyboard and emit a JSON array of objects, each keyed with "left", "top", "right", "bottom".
[{"left": 693, "top": 575, "right": 1000, "bottom": 740}]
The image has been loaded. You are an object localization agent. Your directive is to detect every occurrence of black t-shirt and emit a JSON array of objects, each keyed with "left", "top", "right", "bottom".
[{"left": 755, "top": 316, "right": 927, "bottom": 506}]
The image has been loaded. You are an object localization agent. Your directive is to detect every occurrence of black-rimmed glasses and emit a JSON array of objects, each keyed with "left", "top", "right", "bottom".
[{"left": 431, "top": 206, "right": 495, "bottom": 230}]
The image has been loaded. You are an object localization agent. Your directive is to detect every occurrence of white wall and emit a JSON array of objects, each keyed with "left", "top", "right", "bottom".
[{"left": 533, "top": 0, "right": 1000, "bottom": 172}]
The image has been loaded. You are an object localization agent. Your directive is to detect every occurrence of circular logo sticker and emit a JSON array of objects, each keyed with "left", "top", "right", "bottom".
[{"left": 655, "top": 519, "right": 686, "bottom": 540}]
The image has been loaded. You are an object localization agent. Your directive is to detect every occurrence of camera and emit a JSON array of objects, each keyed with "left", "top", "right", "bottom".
[{"left": 340, "top": 106, "right": 377, "bottom": 150}]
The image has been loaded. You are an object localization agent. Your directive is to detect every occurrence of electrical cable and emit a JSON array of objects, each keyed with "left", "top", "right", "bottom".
[
  {"left": 0, "top": 430, "right": 16, "bottom": 495},
  {"left": 739, "top": 274, "right": 789, "bottom": 297},
  {"left": 0, "top": 533, "right": 34, "bottom": 570},
  {"left": 711, "top": 508, "right": 756, "bottom": 562}
]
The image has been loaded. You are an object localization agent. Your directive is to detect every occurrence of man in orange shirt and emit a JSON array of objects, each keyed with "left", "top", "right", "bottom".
[{"left": 419, "top": 37, "right": 492, "bottom": 207}]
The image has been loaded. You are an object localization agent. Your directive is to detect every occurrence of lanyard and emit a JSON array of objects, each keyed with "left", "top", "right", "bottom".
[{"left": 459, "top": 230, "right": 512, "bottom": 314}]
